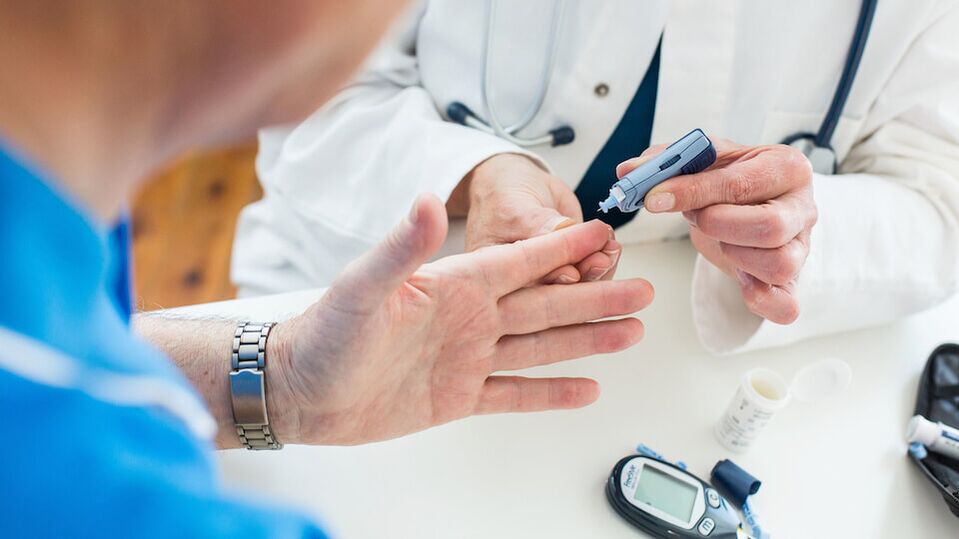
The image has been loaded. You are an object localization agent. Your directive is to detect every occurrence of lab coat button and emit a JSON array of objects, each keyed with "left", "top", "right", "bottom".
[{"left": 594, "top": 83, "right": 610, "bottom": 97}]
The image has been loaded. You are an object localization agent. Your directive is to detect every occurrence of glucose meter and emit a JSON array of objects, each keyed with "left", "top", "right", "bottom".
[
  {"left": 599, "top": 128, "right": 716, "bottom": 214},
  {"left": 606, "top": 455, "right": 743, "bottom": 538}
]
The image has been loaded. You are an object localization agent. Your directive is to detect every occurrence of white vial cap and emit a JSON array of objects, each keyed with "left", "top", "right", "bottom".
[
  {"left": 790, "top": 357, "right": 852, "bottom": 402},
  {"left": 906, "top": 415, "right": 940, "bottom": 446}
]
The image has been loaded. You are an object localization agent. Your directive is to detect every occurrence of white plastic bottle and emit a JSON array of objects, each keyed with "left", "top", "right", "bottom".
[
  {"left": 907, "top": 415, "right": 959, "bottom": 460},
  {"left": 715, "top": 358, "right": 852, "bottom": 453},
  {"left": 715, "top": 368, "right": 789, "bottom": 453}
]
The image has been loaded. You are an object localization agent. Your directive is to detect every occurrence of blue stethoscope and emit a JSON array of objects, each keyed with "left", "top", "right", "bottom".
[{"left": 448, "top": 0, "right": 877, "bottom": 175}]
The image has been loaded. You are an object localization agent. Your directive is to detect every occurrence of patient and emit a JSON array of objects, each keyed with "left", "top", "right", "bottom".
[{"left": 0, "top": 1, "right": 652, "bottom": 535}]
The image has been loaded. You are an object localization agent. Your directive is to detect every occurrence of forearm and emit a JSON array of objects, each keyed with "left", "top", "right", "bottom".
[{"left": 133, "top": 314, "right": 298, "bottom": 449}]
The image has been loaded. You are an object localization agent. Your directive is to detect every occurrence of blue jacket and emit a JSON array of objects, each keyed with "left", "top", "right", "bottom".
[{"left": 0, "top": 145, "right": 326, "bottom": 538}]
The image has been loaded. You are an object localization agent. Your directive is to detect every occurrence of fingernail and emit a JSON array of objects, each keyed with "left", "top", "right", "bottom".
[
  {"left": 545, "top": 273, "right": 578, "bottom": 285},
  {"left": 408, "top": 199, "right": 420, "bottom": 224},
  {"left": 550, "top": 216, "right": 576, "bottom": 231},
  {"left": 735, "top": 268, "right": 752, "bottom": 286},
  {"left": 646, "top": 192, "right": 675, "bottom": 212},
  {"left": 602, "top": 240, "right": 622, "bottom": 268},
  {"left": 607, "top": 249, "right": 621, "bottom": 268},
  {"left": 682, "top": 210, "right": 698, "bottom": 227},
  {"left": 585, "top": 265, "right": 611, "bottom": 281}
]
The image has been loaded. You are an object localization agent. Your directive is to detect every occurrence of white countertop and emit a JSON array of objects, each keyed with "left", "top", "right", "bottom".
[{"left": 180, "top": 240, "right": 958, "bottom": 538}]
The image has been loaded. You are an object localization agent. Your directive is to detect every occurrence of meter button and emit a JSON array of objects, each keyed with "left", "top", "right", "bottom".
[
  {"left": 697, "top": 517, "right": 715, "bottom": 536},
  {"left": 705, "top": 488, "right": 721, "bottom": 508}
]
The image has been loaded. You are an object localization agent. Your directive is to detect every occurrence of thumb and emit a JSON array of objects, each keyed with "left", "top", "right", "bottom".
[{"left": 330, "top": 194, "right": 448, "bottom": 311}]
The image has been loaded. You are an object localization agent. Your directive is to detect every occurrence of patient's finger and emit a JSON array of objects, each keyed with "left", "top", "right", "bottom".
[
  {"left": 494, "top": 318, "right": 643, "bottom": 372},
  {"left": 478, "top": 220, "right": 613, "bottom": 295},
  {"left": 473, "top": 376, "right": 600, "bottom": 414},
  {"left": 498, "top": 278, "right": 654, "bottom": 335}
]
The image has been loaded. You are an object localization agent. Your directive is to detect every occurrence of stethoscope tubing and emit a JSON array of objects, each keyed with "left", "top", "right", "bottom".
[
  {"left": 480, "top": 0, "right": 567, "bottom": 138},
  {"left": 813, "top": 0, "right": 877, "bottom": 149}
]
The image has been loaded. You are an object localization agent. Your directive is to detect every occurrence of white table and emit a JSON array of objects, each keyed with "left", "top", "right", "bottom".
[{"left": 181, "top": 240, "right": 958, "bottom": 538}]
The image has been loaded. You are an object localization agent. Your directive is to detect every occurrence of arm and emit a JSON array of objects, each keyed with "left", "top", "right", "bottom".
[{"left": 147, "top": 196, "right": 653, "bottom": 447}]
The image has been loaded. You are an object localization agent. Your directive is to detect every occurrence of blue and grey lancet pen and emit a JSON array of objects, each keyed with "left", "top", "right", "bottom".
[{"left": 598, "top": 128, "right": 716, "bottom": 213}]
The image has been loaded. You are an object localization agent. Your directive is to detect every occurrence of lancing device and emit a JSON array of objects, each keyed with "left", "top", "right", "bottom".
[{"left": 598, "top": 128, "right": 716, "bottom": 213}]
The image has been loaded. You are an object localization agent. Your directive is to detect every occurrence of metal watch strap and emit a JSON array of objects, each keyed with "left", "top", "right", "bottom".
[{"left": 230, "top": 322, "right": 282, "bottom": 450}]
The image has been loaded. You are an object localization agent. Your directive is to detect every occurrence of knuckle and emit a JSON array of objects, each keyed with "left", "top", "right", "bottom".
[
  {"left": 692, "top": 208, "right": 715, "bottom": 234},
  {"left": 757, "top": 211, "right": 789, "bottom": 245},
  {"left": 529, "top": 330, "right": 546, "bottom": 360},
  {"left": 783, "top": 146, "right": 814, "bottom": 183},
  {"left": 722, "top": 171, "right": 755, "bottom": 204},
  {"left": 380, "top": 230, "right": 411, "bottom": 266},
  {"left": 769, "top": 246, "right": 802, "bottom": 284},
  {"left": 501, "top": 210, "right": 530, "bottom": 233}
]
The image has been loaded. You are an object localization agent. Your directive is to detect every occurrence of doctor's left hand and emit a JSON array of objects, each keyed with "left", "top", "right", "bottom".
[
  {"left": 453, "top": 153, "right": 621, "bottom": 284},
  {"left": 618, "top": 140, "right": 818, "bottom": 324}
]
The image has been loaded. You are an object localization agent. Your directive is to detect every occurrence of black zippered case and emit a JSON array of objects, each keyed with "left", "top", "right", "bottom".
[{"left": 910, "top": 343, "right": 959, "bottom": 517}]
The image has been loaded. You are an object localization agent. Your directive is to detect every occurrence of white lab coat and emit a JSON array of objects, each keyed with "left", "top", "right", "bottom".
[{"left": 233, "top": 0, "right": 959, "bottom": 354}]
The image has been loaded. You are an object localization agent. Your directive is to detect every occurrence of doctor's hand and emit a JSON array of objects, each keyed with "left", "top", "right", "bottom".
[
  {"left": 617, "top": 140, "right": 817, "bottom": 324},
  {"left": 267, "top": 194, "right": 653, "bottom": 445},
  {"left": 452, "top": 153, "right": 621, "bottom": 284}
]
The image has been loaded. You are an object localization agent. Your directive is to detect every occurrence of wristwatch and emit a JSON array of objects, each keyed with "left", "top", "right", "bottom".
[{"left": 230, "top": 322, "right": 282, "bottom": 450}]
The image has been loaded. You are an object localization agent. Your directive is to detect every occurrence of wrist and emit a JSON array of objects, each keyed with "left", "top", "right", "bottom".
[
  {"left": 261, "top": 318, "right": 302, "bottom": 446},
  {"left": 468, "top": 153, "right": 544, "bottom": 199},
  {"left": 448, "top": 153, "right": 546, "bottom": 216}
]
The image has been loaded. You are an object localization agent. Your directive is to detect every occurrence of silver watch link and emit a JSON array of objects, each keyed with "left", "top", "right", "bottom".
[{"left": 230, "top": 322, "right": 282, "bottom": 450}]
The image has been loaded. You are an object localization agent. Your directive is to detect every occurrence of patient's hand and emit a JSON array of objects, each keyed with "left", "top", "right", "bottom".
[
  {"left": 268, "top": 194, "right": 653, "bottom": 445},
  {"left": 456, "top": 153, "right": 621, "bottom": 284}
]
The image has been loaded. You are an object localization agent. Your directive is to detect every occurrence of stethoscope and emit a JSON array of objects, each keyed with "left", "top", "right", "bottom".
[
  {"left": 447, "top": 0, "right": 575, "bottom": 148},
  {"left": 448, "top": 0, "right": 878, "bottom": 175}
]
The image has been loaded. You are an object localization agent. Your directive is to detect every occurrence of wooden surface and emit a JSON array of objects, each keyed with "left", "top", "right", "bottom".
[{"left": 131, "top": 145, "right": 261, "bottom": 311}]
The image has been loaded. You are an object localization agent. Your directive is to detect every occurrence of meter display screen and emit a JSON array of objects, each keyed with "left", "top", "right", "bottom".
[{"left": 632, "top": 465, "right": 697, "bottom": 522}]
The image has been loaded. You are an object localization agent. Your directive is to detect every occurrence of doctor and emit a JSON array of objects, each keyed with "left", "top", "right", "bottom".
[{"left": 235, "top": 0, "right": 959, "bottom": 354}]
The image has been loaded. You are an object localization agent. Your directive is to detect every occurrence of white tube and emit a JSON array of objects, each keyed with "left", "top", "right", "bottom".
[
  {"left": 715, "top": 369, "right": 789, "bottom": 453},
  {"left": 906, "top": 415, "right": 959, "bottom": 460}
]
